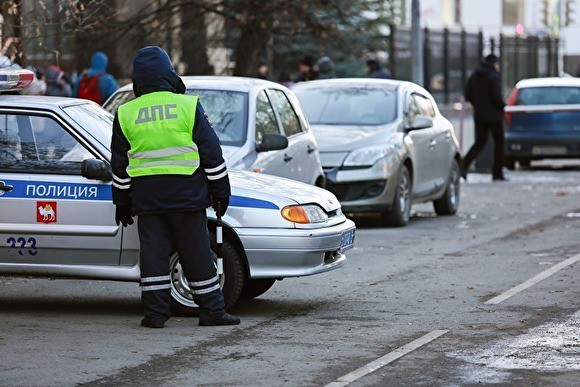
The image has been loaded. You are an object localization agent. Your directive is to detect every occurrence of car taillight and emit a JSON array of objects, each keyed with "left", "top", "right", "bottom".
[{"left": 505, "top": 87, "right": 519, "bottom": 127}]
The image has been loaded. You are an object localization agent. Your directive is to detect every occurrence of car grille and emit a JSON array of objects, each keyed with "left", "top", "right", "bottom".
[{"left": 326, "top": 180, "right": 387, "bottom": 201}]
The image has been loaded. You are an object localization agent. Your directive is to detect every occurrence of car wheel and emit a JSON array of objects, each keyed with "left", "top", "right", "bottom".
[
  {"left": 239, "top": 278, "right": 276, "bottom": 300},
  {"left": 433, "top": 159, "right": 460, "bottom": 215},
  {"left": 381, "top": 165, "right": 411, "bottom": 227},
  {"left": 169, "top": 237, "right": 245, "bottom": 317},
  {"left": 519, "top": 159, "right": 531, "bottom": 168}
]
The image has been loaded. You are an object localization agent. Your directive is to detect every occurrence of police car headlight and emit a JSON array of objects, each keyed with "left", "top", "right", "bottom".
[
  {"left": 343, "top": 144, "right": 396, "bottom": 167},
  {"left": 281, "top": 205, "right": 328, "bottom": 224}
]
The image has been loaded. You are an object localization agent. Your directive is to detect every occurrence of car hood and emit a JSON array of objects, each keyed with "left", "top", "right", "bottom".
[
  {"left": 221, "top": 145, "right": 245, "bottom": 168},
  {"left": 229, "top": 170, "right": 340, "bottom": 212},
  {"left": 311, "top": 123, "right": 400, "bottom": 152}
]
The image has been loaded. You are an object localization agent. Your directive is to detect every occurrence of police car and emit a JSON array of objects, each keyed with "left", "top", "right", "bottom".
[{"left": 0, "top": 69, "right": 355, "bottom": 314}]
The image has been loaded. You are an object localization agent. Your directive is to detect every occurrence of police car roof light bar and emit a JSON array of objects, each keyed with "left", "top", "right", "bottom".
[{"left": 0, "top": 69, "right": 34, "bottom": 91}]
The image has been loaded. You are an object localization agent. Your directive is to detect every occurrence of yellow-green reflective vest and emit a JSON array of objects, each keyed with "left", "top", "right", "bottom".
[{"left": 118, "top": 91, "right": 200, "bottom": 177}]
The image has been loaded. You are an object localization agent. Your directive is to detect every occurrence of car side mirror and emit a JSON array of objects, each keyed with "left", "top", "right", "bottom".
[
  {"left": 82, "top": 159, "right": 112, "bottom": 181},
  {"left": 255, "top": 133, "right": 289, "bottom": 152},
  {"left": 406, "top": 114, "right": 434, "bottom": 131}
]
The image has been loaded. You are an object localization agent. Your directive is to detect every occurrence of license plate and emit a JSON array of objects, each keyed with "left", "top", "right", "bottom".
[
  {"left": 340, "top": 229, "right": 355, "bottom": 251},
  {"left": 532, "top": 146, "right": 567, "bottom": 155}
]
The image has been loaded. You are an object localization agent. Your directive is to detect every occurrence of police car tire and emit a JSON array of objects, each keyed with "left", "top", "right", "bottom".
[
  {"left": 169, "top": 238, "right": 245, "bottom": 317},
  {"left": 433, "top": 159, "right": 460, "bottom": 216},
  {"left": 239, "top": 278, "right": 276, "bottom": 300}
]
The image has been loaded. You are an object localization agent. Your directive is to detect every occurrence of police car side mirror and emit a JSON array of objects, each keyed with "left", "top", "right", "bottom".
[
  {"left": 82, "top": 159, "right": 112, "bottom": 182},
  {"left": 255, "top": 133, "right": 289, "bottom": 152}
]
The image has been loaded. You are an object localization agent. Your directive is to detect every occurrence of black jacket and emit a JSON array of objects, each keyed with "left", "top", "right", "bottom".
[
  {"left": 111, "top": 46, "right": 230, "bottom": 215},
  {"left": 465, "top": 62, "right": 506, "bottom": 124}
]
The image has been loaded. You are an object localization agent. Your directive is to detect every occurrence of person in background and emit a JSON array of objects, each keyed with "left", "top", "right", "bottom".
[
  {"left": 256, "top": 61, "right": 269, "bottom": 80},
  {"left": 22, "top": 66, "right": 47, "bottom": 96},
  {"left": 44, "top": 65, "right": 72, "bottom": 97},
  {"left": 293, "top": 55, "right": 317, "bottom": 83},
  {"left": 111, "top": 46, "right": 240, "bottom": 329},
  {"left": 74, "top": 51, "right": 118, "bottom": 104},
  {"left": 462, "top": 54, "right": 507, "bottom": 181},
  {"left": 316, "top": 56, "right": 336, "bottom": 79},
  {"left": 366, "top": 58, "right": 392, "bottom": 79}
]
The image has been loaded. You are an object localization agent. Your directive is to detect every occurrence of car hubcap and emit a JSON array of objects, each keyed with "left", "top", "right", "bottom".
[
  {"left": 399, "top": 173, "right": 410, "bottom": 215},
  {"left": 449, "top": 166, "right": 459, "bottom": 207},
  {"left": 169, "top": 253, "right": 224, "bottom": 308}
]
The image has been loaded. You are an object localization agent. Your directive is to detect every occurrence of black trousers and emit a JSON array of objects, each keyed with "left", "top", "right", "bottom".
[
  {"left": 137, "top": 210, "right": 225, "bottom": 323},
  {"left": 463, "top": 120, "right": 505, "bottom": 178}
]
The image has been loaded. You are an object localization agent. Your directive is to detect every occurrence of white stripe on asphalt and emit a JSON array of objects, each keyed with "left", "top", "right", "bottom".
[
  {"left": 325, "top": 330, "right": 449, "bottom": 387},
  {"left": 485, "top": 253, "right": 580, "bottom": 305}
]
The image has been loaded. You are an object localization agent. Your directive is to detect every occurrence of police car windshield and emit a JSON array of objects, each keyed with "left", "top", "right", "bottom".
[
  {"left": 62, "top": 103, "right": 113, "bottom": 150},
  {"left": 186, "top": 89, "right": 248, "bottom": 146},
  {"left": 294, "top": 86, "right": 397, "bottom": 126}
]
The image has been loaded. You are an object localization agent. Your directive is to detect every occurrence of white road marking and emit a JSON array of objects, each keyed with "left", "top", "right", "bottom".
[
  {"left": 485, "top": 253, "right": 580, "bottom": 305},
  {"left": 325, "top": 330, "right": 449, "bottom": 387}
]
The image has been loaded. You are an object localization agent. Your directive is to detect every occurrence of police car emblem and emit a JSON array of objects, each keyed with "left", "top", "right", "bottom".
[{"left": 203, "top": 112, "right": 213, "bottom": 128}]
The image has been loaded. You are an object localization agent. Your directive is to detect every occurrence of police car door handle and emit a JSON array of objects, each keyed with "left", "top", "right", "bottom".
[
  {"left": 307, "top": 145, "right": 316, "bottom": 154},
  {"left": 429, "top": 140, "right": 437, "bottom": 147},
  {"left": 284, "top": 154, "right": 293, "bottom": 162},
  {"left": 0, "top": 183, "right": 13, "bottom": 192}
]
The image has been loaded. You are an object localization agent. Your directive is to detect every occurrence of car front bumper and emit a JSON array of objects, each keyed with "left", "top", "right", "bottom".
[
  {"left": 234, "top": 218, "right": 356, "bottom": 278},
  {"left": 505, "top": 136, "right": 580, "bottom": 159}
]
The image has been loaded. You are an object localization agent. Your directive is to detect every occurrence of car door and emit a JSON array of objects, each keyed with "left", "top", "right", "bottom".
[
  {"left": 267, "top": 88, "right": 319, "bottom": 184},
  {"left": 404, "top": 92, "right": 440, "bottom": 196},
  {"left": 415, "top": 93, "right": 450, "bottom": 189},
  {"left": 0, "top": 111, "right": 121, "bottom": 266}
]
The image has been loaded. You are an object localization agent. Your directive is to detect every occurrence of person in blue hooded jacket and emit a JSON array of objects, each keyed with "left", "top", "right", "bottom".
[
  {"left": 110, "top": 46, "right": 240, "bottom": 328},
  {"left": 74, "top": 51, "right": 119, "bottom": 104}
]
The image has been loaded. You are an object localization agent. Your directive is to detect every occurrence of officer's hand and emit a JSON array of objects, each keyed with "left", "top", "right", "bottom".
[
  {"left": 211, "top": 196, "right": 229, "bottom": 217},
  {"left": 115, "top": 205, "right": 134, "bottom": 227}
]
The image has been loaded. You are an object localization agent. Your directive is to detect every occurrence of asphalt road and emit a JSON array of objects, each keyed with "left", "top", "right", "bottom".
[{"left": 1, "top": 161, "right": 579, "bottom": 386}]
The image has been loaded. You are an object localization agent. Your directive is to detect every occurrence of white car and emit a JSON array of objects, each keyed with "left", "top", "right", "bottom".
[
  {"left": 104, "top": 76, "right": 326, "bottom": 187},
  {"left": 0, "top": 70, "right": 355, "bottom": 314}
]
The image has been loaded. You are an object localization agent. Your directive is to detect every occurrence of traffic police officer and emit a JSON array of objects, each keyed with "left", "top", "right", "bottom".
[{"left": 111, "top": 46, "right": 240, "bottom": 328}]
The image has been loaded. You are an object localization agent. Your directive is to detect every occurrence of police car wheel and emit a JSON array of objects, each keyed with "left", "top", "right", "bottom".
[
  {"left": 169, "top": 238, "right": 245, "bottom": 317},
  {"left": 433, "top": 159, "right": 460, "bottom": 216},
  {"left": 239, "top": 278, "right": 276, "bottom": 300}
]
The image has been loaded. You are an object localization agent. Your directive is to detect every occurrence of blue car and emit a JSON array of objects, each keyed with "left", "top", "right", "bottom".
[{"left": 504, "top": 77, "right": 580, "bottom": 169}]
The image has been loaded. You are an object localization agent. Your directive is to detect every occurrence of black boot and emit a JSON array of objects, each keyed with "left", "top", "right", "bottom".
[
  {"left": 199, "top": 311, "right": 241, "bottom": 326},
  {"left": 141, "top": 317, "right": 166, "bottom": 328}
]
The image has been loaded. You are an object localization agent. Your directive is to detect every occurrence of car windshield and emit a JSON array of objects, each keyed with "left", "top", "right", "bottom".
[
  {"left": 62, "top": 103, "right": 114, "bottom": 150},
  {"left": 294, "top": 86, "right": 397, "bottom": 126},
  {"left": 516, "top": 86, "right": 580, "bottom": 105},
  {"left": 103, "top": 89, "right": 248, "bottom": 146}
]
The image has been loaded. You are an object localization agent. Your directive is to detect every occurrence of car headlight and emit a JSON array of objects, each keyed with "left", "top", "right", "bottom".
[
  {"left": 343, "top": 144, "right": 396, "bottom": 167},
  {"left": 281, "top": 204, "right": 328, "bottom": 224}
]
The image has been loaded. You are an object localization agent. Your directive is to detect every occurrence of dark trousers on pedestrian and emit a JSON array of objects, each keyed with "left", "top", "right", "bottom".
[
  {"left": 463, "top": 120, "right": 505, "bottom": 179},
  {"left": 137, "top": 210, "right": 225, "bottom": 325}
]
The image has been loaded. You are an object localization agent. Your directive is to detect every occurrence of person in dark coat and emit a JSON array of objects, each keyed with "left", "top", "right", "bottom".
[
  {"left": 293, "top": 55, "right": 317, "bottom": 83},
  {"left": 462, "top": 54, "right": 507, "bottom": 181},
  {"left": 110, "top": 46, "right": 240, "bottom": 328},
  {"left": 316, "top": 56, "right": 336, "bottom": 79},
  {"left": 366, "top": 58, "right": 392, "bottom": 79}
]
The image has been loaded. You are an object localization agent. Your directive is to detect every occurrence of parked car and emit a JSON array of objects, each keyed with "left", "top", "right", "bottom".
[
  {"left": 292, "top": 78, "right": 462, "bottom": 226},
  {"left": 0, "top": 70, "right": 355, "bottom": 314},
  {"left": 504, "top": 77, "right": 580, "bottom": 169},
  {"left": 104, "top": 76, "right": 326, "bottom": 187}
]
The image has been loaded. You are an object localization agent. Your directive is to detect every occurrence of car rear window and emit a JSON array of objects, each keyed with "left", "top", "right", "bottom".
[
  {"left": 293, "top": 86, "right": 397, "bottom": 126},
  {"left": 516, "top": 86, "right": 580, "bottom": 105}
]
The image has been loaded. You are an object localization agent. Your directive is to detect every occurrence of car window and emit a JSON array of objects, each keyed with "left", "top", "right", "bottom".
[
  {"left": 414, "top": 93, "right": 436, "bottom": 117},
  {"left": 516, "top": 86, "right": 580, "bottom": 105},
  {"left": 187, "top": 89, "right": 248, "bottom": 146},
  {"left": 405, "top": 94, "right": 422, "bottom": 126},
  {"left": 63, "top": 103, "right": 113, "bottom": 150},
  {"left": 255, "top": 90, "right": 280, "bottom": 143},
  {"left": 293, "top": 86, "right": 397, "bottom": 126},
  {"left": 0, "top": 113, "right": 92, "bottom": 174},
  {"left": 267, "top": 89, "right": 302, "bottom": 137},
  {"left": 103, "top": 90, "right": 134, "bottom": 114}
]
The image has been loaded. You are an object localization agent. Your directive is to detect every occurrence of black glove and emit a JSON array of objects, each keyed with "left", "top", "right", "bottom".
[
  {"left": 211, "top": 196, "right": 229, "bottom": 217},
  {"left": 115, "top": 205, "right": 134, "bottom": 227}
]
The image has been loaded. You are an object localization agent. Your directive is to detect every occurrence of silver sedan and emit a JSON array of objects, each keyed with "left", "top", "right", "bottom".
[{"left": 293, "top": 78, "right": 462, "bottom": 226}]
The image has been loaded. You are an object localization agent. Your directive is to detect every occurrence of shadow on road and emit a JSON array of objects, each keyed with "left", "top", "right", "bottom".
[{"left": 0, "top": 295, "right": 141, "bottom": 315}]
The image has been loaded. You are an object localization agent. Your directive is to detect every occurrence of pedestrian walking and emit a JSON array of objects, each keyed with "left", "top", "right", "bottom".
[
  {"left": 74, "top": 51, "right": 119, "bottom": 104},
  {"left": 462, "top": 54, "right": 507, "bottom": 181},
  {"left": 365, "top": 58, "right": 392, "bottom": 79},
  {"left": 110, "top": 46, "right": 240, "bottom": 328},
  {"left": 44, "top": 65, "right": 72, "bottom": 97},
  {"left": 316, "top": 56, "right": 336, "bottom": 79},
  {"left": 293, "top": 55, "right": 317, "bottom": 83}
]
